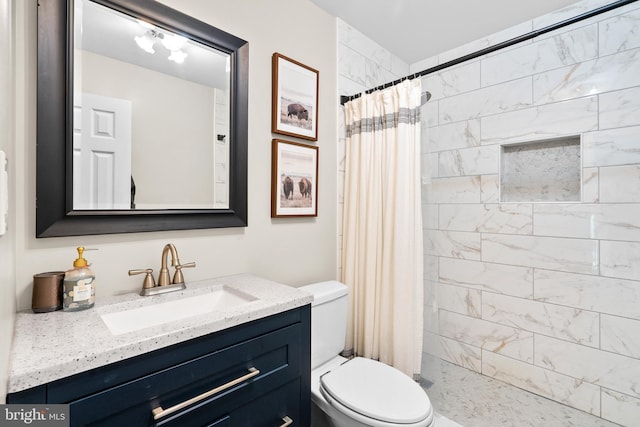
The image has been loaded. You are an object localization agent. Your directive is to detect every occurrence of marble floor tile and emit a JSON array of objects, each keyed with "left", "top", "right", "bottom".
[
  {"left": 422, "top": 360, "right": 621, "bottom": 427},
  {"left": 434, "top": 413, "right": 464, "bottom": 427}
]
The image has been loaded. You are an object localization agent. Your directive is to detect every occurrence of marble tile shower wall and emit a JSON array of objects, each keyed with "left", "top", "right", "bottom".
[
  {"left": 336, "top": 18, "right": 410, "bottom": 279},
  {"left": 416, "top": 1, "right": 640, "bottom": 425}
]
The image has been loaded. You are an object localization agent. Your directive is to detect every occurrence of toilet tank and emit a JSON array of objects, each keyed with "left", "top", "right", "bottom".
[{"left": 300, "top": 281, "right": 348, "bottom": 369}]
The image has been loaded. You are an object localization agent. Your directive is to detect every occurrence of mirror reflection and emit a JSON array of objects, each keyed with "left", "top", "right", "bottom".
[{"left": 73, "top": 0, "right": 231, "bottom": 210}]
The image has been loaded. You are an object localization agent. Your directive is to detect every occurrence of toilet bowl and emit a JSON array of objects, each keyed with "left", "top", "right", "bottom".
[{"left": 301, "top": 281, "right": 434, "bottom": 427}]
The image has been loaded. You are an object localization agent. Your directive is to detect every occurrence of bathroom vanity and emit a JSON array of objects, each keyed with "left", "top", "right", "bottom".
[{"left": 7, "top": 274, "right": 312, "bottom": 427}]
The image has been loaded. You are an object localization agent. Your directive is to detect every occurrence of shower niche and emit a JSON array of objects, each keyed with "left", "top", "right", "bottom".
[{"left": 500, "top": 136, "right": 581, "bottom": 203}]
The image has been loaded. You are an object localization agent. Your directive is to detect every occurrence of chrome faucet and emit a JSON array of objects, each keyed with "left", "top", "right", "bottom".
[{"left": 129, "top": 243, "right": 196, "bottom": 296}]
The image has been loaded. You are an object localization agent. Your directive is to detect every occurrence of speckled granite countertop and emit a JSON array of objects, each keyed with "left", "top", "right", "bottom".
[{"left": 8, "top": 274, "right": 313, "bottom": 393}]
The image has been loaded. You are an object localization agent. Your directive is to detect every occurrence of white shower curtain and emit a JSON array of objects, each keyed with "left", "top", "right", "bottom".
[{"left": 342, "top": 79, "right": 424, "bottom": 377}]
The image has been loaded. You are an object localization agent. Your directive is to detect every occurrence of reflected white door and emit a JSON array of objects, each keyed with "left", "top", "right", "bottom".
[{"left": 74, "top": 93, "right": 132, "bottom": 209}]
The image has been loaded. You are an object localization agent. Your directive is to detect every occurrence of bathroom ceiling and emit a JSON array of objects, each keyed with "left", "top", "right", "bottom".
[{"left": 309, "top": 0, "right": 580, "bottom": 64}]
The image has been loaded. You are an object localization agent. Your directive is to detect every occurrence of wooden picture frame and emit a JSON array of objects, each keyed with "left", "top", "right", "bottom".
[
  {"left": 272, "top": 53, "right": 319, "bottom": 141},
  {"left": 271, "top": 139, "right": 318, "bottom": 217}
]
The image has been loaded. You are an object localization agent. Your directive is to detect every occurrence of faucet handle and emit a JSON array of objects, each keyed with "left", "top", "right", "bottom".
[
  {"left": 128, "top": 268, "right": 156, "bottom": 289},
  {"left": 172, "top": 262, "right": 196, "bottom": 285}
]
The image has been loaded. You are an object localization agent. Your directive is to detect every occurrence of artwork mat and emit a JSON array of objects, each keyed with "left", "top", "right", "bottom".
[
  {"left": 271, "top": 139, "right": 318, "bottom": 217},
  {"left": 272, "top": 53, "right": 319, "bottom": 141}
]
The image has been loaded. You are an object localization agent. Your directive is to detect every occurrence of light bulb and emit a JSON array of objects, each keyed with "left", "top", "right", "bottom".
[
  {"left": 162, "top": 34, "right": 187, "bottom": 52},
  {"left": 134, "top": 32, "right": 155, "bottom": 54},
  {"left": 168, "top": 49, "right": 187, "bottom": 64}
]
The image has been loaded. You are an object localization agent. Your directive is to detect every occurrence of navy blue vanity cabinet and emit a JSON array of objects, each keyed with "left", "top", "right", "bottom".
[{"left": 7, "top": 305, "right": 311, "bottom": 427}]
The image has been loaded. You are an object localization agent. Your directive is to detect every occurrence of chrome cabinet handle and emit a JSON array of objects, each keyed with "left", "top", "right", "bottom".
[
  {"left": 279, "top": 416, "right": 293, "bottom": 427},
  {"left": 152, "top": 367, "right": 260, "bottom": 420}
]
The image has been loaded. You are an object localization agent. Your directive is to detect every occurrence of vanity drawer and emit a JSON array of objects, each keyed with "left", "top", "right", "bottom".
[
  {"left": 68, "top": 324, "right": 301, "bottom": 426},
  {"left": 227, "top": 378, "right": 301, "bottom": 427},
  {"left": 161, "top": 378, "right": 302, "bottom": 427}
]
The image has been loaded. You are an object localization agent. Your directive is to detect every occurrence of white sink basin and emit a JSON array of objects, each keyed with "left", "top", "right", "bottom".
[{"left": 101, "top": 286, "right": 257, "bottom": 335}]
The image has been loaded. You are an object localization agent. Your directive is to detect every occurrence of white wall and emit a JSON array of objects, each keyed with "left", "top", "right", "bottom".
[
  {"left": 416, "top": 0, "right": 640, "bottom": 425},
  {"left": 0, "top": 0, "right": 15, "bottom": 405},
  {"left": 2, "top": 0, "right": 337, "bottom": 400}
]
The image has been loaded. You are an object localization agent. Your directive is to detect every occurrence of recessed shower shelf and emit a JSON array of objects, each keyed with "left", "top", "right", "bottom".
[{"left": 500, "top": 136, "right": 581, "bottom": 203}]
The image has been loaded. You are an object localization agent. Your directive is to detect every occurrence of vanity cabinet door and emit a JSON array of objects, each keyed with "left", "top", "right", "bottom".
[{"left": 68, "top": 324, "right": 301, "bottom": 426}]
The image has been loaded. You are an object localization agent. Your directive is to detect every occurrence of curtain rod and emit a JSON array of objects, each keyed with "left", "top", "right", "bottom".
[{"left": 340, "top": 0, "right": 638, "bottom": 106}]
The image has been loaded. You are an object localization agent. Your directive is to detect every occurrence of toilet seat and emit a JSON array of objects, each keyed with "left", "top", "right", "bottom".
[{"left": 319, "top": 357, "right": 433, "bottom": 426}]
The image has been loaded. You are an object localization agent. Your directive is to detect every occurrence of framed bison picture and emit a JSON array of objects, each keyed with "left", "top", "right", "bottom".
[
  {"left": 272, "top": 52, "right": 319, "bottom": 141},
  {"left": 271, "top": 139, "right": 318, "bottom": 217}
]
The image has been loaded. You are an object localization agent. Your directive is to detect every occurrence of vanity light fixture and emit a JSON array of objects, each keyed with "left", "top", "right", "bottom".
[
  {"left": 134, "top": 27, "right": 188, "bottom": 63},
  {"left": 134, "top": 30, "right": 159, "bottom": 54}
]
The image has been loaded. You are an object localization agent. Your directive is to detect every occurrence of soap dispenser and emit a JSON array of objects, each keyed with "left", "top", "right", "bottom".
[{"left": 63, "top": 246, "right": 96, "bottom": 311}]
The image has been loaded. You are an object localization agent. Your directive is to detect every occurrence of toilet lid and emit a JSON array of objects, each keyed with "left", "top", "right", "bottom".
[{"left": 320, "top": 357, "right": 431, "bottom": 424}]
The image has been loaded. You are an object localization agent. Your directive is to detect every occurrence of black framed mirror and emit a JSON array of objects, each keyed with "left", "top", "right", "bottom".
[{"left": 37, "top": 0, "right": 248, "bottom": 237}]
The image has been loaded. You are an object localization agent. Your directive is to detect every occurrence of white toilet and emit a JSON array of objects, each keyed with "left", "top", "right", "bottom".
[{"left": 301, "top": 281, "right": 435, "bottom": 427}]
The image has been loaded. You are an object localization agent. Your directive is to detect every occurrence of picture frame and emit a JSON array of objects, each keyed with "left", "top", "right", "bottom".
[
  {"left": 272, "top": 53, "right": 319, "bottom": 141},
  {"left": 271, "top": 139, "right": 318, "bottom": 217}
]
